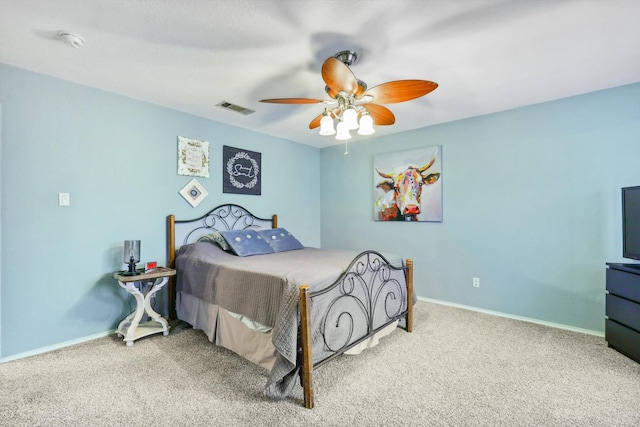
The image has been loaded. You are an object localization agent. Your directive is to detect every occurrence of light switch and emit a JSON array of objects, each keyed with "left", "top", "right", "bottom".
[{"left": 58, "top": 193, "right": 70, "bottom": 206}]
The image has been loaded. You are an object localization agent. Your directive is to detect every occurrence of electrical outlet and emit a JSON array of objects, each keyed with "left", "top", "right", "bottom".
[
  {"left": 58, "top": 192, "right": 70, "bottom": 206},
  {"left": 473, "top": 277, "right": 480, "bottom": 288}
]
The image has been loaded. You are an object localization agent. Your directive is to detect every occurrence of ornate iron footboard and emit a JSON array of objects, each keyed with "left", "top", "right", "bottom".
[{"left": 298, "top": 250, "right": 414, "bottom": 409}]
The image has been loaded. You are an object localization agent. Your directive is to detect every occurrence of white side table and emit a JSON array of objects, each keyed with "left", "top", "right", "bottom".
[{"left": 114, "top": 267, "right": 176, "bottom": 346}]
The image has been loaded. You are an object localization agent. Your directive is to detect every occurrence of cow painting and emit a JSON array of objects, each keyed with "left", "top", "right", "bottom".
[{"left": 374, "top": 146, "right": 442, "bottom": 222}]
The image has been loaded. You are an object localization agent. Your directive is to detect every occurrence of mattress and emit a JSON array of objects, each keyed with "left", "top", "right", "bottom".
[{"left": 175, "top": 243, "right": 407, "bottom": 399}]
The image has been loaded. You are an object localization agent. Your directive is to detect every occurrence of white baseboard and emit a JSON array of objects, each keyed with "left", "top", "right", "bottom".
[
  {"left": 1, "top": 298, "right": 605, "bottom": 363},
  {"left": 418, "top": 297, "right": 605, "bottom": 337},
  {"left": 0, "top": 329, "right": 115, "bottom": 364}
]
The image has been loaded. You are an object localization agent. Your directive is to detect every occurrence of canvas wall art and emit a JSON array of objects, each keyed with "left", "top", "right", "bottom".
[
  {"left": 373, "top": 145, "right": 442, "bottom": 222},
  {"left": 222, "top": 145, "right": 261, "bottom": 195}
]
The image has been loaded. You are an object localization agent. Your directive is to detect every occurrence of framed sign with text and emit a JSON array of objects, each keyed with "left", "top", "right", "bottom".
[
  {"left": 178, "top": 136, "right": 209, "bottom": 178},
  {"left": 222, "top": 145, "right": 261, "bottom": 195}
]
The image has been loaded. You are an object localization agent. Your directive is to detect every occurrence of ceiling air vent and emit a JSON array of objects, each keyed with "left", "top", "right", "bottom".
[{"left": 216, "top": 101, "right": 255, "bottom": 115}]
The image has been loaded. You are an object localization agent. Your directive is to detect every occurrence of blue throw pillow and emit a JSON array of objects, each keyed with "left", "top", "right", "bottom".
[
  {"left": 219, "top": 229, "right": 274, "bottom": 257},
  {"left": 257, "top": 228, "right": 304, "bottom": 252}
]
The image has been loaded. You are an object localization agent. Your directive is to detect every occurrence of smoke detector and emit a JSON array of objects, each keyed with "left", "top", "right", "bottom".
[{"left": 59, "top": 31, "right": 85, "bottom": 48}]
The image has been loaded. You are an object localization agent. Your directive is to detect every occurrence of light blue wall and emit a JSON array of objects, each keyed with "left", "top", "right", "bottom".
[
  {"left": 0, "top": 64, "right": 320, "bottom": 358},
  {"left": 2, "top": 62, "right": 638, "bottom": 359},
  {"left": 0, "top": 103, "right": 3, "bottom": 358},
  {"left": 320, "top": 83, "right": 640, "bottom": 333}
]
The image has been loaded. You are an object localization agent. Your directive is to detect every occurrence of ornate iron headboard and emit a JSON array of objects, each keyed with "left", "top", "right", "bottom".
[
  {"left": 166, "top": 203, "right": 277, "bottom": 318},
  {"left": 173, "top": 203, "right": 276, "bottom": 246}
]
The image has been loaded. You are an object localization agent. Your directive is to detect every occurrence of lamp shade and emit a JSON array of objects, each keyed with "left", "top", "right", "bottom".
[
  {"left": 357, "top": 113, "right": 375, "bottom": 135},
  {"left": 123, "top": 240, "right": 141, "bottom": 263},
  {"left": 319, "top": 114, "right": 336, "bottom": 135},
  {"left": 342, "top": 107, "right": 359, "bottom": 130},
  {"left": 335, "top": 120, "right": 352, "bottom": 140}
]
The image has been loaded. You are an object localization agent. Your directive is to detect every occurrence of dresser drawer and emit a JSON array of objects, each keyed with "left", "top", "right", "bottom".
[
  {"left": 606, "top": 268, "right": 640, "bottom": 303},
  {"left": 606, "top": 294, "right": 640, "bottom": 332},
  {"left": 606, "top": 319, "right": 640, "bottom": 363}
]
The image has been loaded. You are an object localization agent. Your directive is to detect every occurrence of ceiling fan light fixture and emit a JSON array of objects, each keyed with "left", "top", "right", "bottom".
[
  {"left": 319, "top": 113, "right": 336, "bottom": 136},
  {"left": 357, "top": 113, "right": 375, "bottom": 135},
  {"left": 259, "top": 50, "right": 437, "bottom": 142},
  {"left": 335, "top": 120, "right": 351, "bottom": 140},
  {"left": 342, "top": 107, "right": 359, "bottom": 130}
]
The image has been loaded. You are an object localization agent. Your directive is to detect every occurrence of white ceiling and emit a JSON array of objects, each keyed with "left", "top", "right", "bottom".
[{"left": 1, "top": 0, "right": 639, "bottom": 148}]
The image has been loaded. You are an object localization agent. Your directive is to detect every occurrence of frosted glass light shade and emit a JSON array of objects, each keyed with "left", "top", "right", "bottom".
[
  {"left": 357, "top": 114, "right": 375, "bottom": 135},
  {"left": 342, "top": 107, "right": 359, "bottom": 130},
  {"left": 319, "top": 114, "right": 336, "bottom": 135},
  {"left": 335, "top": 120, "right": 352, "bottom": 140}
]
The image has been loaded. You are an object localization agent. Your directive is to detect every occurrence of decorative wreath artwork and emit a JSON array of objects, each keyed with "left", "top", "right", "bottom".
[
  {"left": 179, "top": 178, "right": 208, "bottom": 207},
  {"left": 178, "top": 136, "right": 209, "bottom": 178},
  {"left": 222, "top": 145, "right": 261, "bottom": 195}
]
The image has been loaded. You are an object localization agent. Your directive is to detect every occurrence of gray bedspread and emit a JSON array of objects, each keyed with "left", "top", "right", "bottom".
[{"left": 175, "top": 243, "right": 407, "bottom": 400}]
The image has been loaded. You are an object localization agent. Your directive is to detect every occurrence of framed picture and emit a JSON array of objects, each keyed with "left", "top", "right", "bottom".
[
  {"left": 179, "top": 178, "right": 208, "bottom": 208},
  {"left": 178, "top": 136, "right": 209, "bottom": 178},
  {"left": 222, "top": 145, "right": 261, "bottom": 195},
  {"left": 373, "top": 145, "right": 442, "bottom": 222}
]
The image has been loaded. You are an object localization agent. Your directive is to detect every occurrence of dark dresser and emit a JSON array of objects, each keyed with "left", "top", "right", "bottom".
[{"left": 605, "top": 263, "right": 640, "bottom": 363}]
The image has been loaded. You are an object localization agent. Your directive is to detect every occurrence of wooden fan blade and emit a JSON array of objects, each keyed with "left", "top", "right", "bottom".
[
  {"left": 321, "top": 57, "right": 358, "bottom": 96},
  {"left": 309, "top": 114, "right": 323, "bottom": 129},
  {"left": 363, "top": 80, "right": 438, "bottom": 104},
  {"left": 260, "top": 98, "right": 325, "bottom": 104},
  {"left": 363, "top": 104, "right": 396, "bottom": 125}
]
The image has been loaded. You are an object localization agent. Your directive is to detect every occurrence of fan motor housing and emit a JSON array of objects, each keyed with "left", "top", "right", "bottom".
[{"left": 334, "top": 50, "right": 358, "bottom": 66}]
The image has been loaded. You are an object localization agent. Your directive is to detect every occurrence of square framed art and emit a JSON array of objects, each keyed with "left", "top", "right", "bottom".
[{"left": 179, "top": 178, "right": 208, "bottom": 208}]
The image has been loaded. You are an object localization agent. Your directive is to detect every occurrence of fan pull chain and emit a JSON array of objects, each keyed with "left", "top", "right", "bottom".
[{"left": 344, "top": 140, "right": 349, "bottom": 155}]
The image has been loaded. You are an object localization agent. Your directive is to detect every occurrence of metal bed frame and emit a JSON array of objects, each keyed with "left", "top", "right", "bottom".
[{"left": 166, "top": 203, "right": 413, "bottom": 409}]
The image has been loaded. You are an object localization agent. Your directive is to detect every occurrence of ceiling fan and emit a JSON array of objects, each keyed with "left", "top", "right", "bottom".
[{"left": 259, "top": 50, "right": 438, "bottom": 140}]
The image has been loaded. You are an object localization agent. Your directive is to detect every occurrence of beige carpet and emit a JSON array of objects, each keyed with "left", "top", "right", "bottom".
[{"left": 1, "top": 301, "right": 639, "bottom": 426}]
